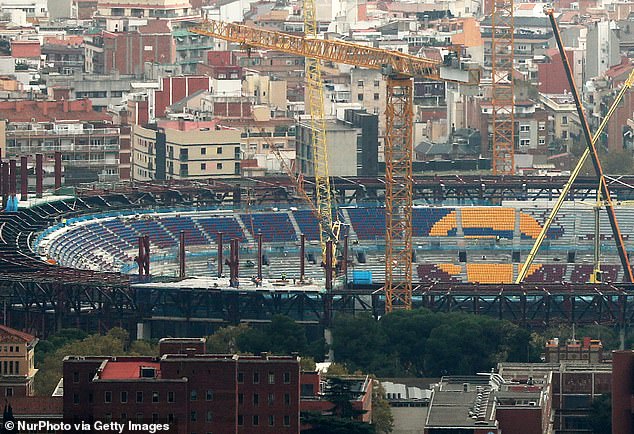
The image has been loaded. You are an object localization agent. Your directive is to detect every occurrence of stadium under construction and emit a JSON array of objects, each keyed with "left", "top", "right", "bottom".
[{"left": 2, "top": 176, "right": 634, "bottom": 338}]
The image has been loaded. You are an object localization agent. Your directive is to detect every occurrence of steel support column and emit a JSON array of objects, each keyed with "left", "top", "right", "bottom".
[
  {"left": 20, "top": 156, "right": 27, "bottom": 201},
  {"left": 179, "top": 231, "right": 186, "bottom": 278},
  {"left": 8, "top": 159, "right": 16, "bottom": 196},
  {"left": 35, "top": 153, "right": 43, "bottom": 198},
  {"left": 217, "top": 232, "right": 223, "bottom": 278},
  {"left": 54, "top": 151, "right": 62, "bottom": 190},
  {"left": 384, "top": 75, "right": 414, "bottom": 311}
]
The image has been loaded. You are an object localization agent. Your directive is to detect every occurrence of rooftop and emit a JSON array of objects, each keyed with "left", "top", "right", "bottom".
[
  {"left": 0, "top": 325, "right": 36, "bottom": 343},
  {"left": 99, "top": 359, "right": 161, "bottom": 380}
]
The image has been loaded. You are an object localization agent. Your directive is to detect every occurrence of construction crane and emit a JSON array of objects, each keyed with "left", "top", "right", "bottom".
[
  {"left": 491, "top": 0, "right": 516, "bottom": 174},
  {"left": 516, "top": 8, "right": 633, "bottom": 283},
  {"left": 302, "top": 0, "right": 341, "bottom": 271},
  {"left": 191, "top": 21, "right": 479, "bottom": 311}
]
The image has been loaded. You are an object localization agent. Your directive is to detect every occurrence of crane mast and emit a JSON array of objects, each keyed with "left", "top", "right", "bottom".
[
  {"left": 303, "top": 0, "right": 340, "bottom": 270},
  {"left": 491, "top": 0, "right": 515, "bottom": 174},
  {"left": 191, "top": 20, "right": 478, "bottom": 311}
]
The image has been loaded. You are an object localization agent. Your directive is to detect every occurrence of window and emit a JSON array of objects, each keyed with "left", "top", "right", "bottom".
[
  {"left": 268, "top": 372, "right": 275, "bottom": 384},
  {"left": 168, "top": 414, "right": 174, "bottom": 423},
  {"left": 191, "top": 390, "right": 198, "bottom": 401},
  {"left": 152, "top": 392, "right": 159, "bottom": 403},
  {"left": 5, "top": 388, "right": 12, "bottom": 398},
  {"left": 539, "top": 121, "right": 546, "bottom": 131},
  {"left": 73, "top": 372, "right": 80, "bottom": 383},
  {"left": 216, "top": 147, "right": 223, "bottom": 154},
  {"left": 137, "top": 391, "right": 143, "bottom": 403},
  {"left": 374, "top": 80, "right": 380, "bottom": 87},
  {"left": 562, "top": 116, "right": 568, "bottom": 125},
  {"left": 206, "top": 411, "right": 213, "bottom": 422},
  {"left": 520, "top": 139, "right": 530, "bottom": 147},
  {"left": 562, "top": 131, "right": 568, "bottom": 139},
  {"left": 284, "top": 393, "right": 290, "bottom": 406},
  {"left": 357, "top": 94, "right": 364, "bottom": 101},
  {"left": 88, "top": 393, "right": 93, "bottom": 403},
  {"left": 152, "top": 414, "right": 159, "bottom": 423},
  {"left": 374, "top": 93, "right": 380, "bottom": 100},
  {"left": 121, "top": 414, "right": 127, "bottom": 422},
  {"left": 253, "top": 372, "right": 260, "bottom": 384},
  {"left": 284, "top": 372, "right": 291, "bottom": 384},
  {"left": 253, "top": 393, "right": 259, "bottom": 406},
  {"left": 216, "top": 163, "right": 223, "bottom": 170},
  {"left": 104, "top": 391, "right": 112, "bottom": 403},
  {"left": 201, "top": 147, "right": 207, "bottom": 155},
  {"left": 283, "top": 415, "right": 290, "bottom": 427},
  {"left": 519, "top": 125, "right": 530, "bottom": 132},
  {"left": 73, "top": 393, "right": 80, "bottom": 404},
  {"left": 238, "top": 393, "right": 244, "bottom": 405},
  {"left": 268, "top": 393, "right": 274, "bottom": 406},
  {"left": 121, "top": 391, "right": 128, "bottom": 404},
  {"left": 238, "top": 372, "right": 244, "bottom": 383},
  {"left": 238, "top": 415, "right": 244, "bottom": 426},
  {"left": 105, "top": 414, "right": 112, "bottom": 422},
  {"left": 206, "top": 390, "right": 213, "bottom": 401},
  {"left": 539, "top": 138, "right": 546, "bottom": 145},
  {"left": 168, "top": 391, "right": 174, "bottom": 403},
  {"left": 191, "top": 411, "right": 197, "bottom": 422},
  {"left": 253, "top": 415, "right": 259, "bottom": 426},
  {"left": 269, "top": 415, "right": 275, "bottom": 426},
  {"left": 201, "top": 163, "right": 206, "bottom": 171},
  {"left": 357, "top": 80, "right": 364, "bottom": 87}
]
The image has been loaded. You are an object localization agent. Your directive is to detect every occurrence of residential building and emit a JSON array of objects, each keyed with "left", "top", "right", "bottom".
[
  {"left": 84, "top": 21, "right": 176, "bottom": 76},
  {"left": 0, "top": 325, "right": 38, "bottom": 398},
  {"left": 62, "top": 339, "right": 301, "bottom": 434},
  {"left": 586, "top": 20, "right": 620, "bottom": 81},
  {"left": 42, "top": 38, "right": 85, "bottom": 75},
  {"left": 540, "top": 93, "right": 582, "bottom": 154},
  {"left": 350, "top": 68, "right": 386, "bottom": 135},
  {"left": 296, "top": 109, "right": 378, "bottom": 177},
  {"left": 131, "top": 121, "right": 241, "bottom": 181},
  {"left": 423, "top": 373, "right": 552, "bottom": 434},
  {"left": 95, "top": 0, "right": 194, "bottom": 20},
  {"left": 0, "top": 99, "right": 121, "bottom": 184},
  {"left": 0, "top": 0, "right": 48, "bottom": 19},
  {"left": 46, "top": 73, "right": 136, "bottom": 112},
  {"left": 499, "top": 361, "right": 611, "bottom": 433}
]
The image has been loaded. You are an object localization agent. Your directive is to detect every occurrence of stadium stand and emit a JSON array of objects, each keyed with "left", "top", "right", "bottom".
[
  {"left": 347, "top": 207, "right": 386, "bottom": 240},
  {"left": 196, "top": 216, "right": 246, "bottom": 242},
  {"left": 412, "top": 208, "right": 453, "bottom": 237},
  {"left": 292, "top": 209, "right": 320, "bottom": 240},
  {"left": 240, "top": 213, "right": 297, "bottom": 242},
  {"left": 429, "top": 211, "right": 458, "bottom": 236},
  {"left": 466, "top": 263, "right": 513, "bottom": 283},
  {"left": 416, "top": 264, "right": 461, "bottom": 283},
  {"left": 462, "top": 208, "right": 514, "bottom": 239}
]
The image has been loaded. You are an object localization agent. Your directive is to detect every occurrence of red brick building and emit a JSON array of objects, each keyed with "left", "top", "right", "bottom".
[
  {"left": 612, "top": 350, "right": 634, "bottom": 434},
  {"left": 85, "top": 21, "right": 176, "bottom": 76},
  {"left": 63, "top": 340, "right": 301, "bottom": 434}
]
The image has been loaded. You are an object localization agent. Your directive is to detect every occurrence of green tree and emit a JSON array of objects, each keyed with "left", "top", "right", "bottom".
[
  {"left": 371, "top": 380, "right": 393, "bottom": 434},
  {"left": 301, "top": 412, "right": 375, "bottom": 433},
  {"left": 206, "top": 324, "right": 251, "bottom": 353}
]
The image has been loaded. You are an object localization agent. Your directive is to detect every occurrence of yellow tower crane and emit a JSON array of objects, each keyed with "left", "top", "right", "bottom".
[
  {"left": 191, "top": 21, "right": 479, "bottom": 311},
  {"left": 302, "top": 0, "right": 341, "bottom": 271}
]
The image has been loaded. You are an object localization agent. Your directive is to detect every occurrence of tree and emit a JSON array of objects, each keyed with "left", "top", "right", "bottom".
[
  {"left": 371, "top": 380, "right": 393, "bottom": 434},
  {"left": 206, "top": 324, "right": 251, "bottom": 354},
  {"left": 301, "top": 412, "right": 375, "bottom": 434}
]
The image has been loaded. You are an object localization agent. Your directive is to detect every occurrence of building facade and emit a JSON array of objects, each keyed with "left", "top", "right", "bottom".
[
  {"left": 132, "top": 122, "right": 241, "bottom": 181},
  {"left": 62, "top": 342, "right": 301, "bottom": 434}
]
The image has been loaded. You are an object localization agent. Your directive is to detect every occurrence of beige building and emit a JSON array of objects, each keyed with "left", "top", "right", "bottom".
[
  {"left": 96, "top": 0, "right": 192, "bottom": 18},
  {"left": 350, "top": 68, "right": 387, "bottom": 135},
  {"left": 540, "top": 93, "right": 581, "bottom": 153},
  {"left": 132, "top": 121, "right": 241, "bottom": 181},
  {"left": 0, "top": 325, "right": 38, "bottom": 398}
]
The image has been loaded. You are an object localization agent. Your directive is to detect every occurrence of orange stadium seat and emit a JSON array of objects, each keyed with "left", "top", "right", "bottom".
[{"left": 467, "top": 263, "right": 513, "bottom": 283}]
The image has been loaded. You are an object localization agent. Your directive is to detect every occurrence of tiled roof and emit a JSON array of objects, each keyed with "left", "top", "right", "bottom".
[
  {"left": 100, "top": 361, "right": 161, "bottom": 379},
  {"left": 0, "top": 325, "right": 35, "bottom": 343}
]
